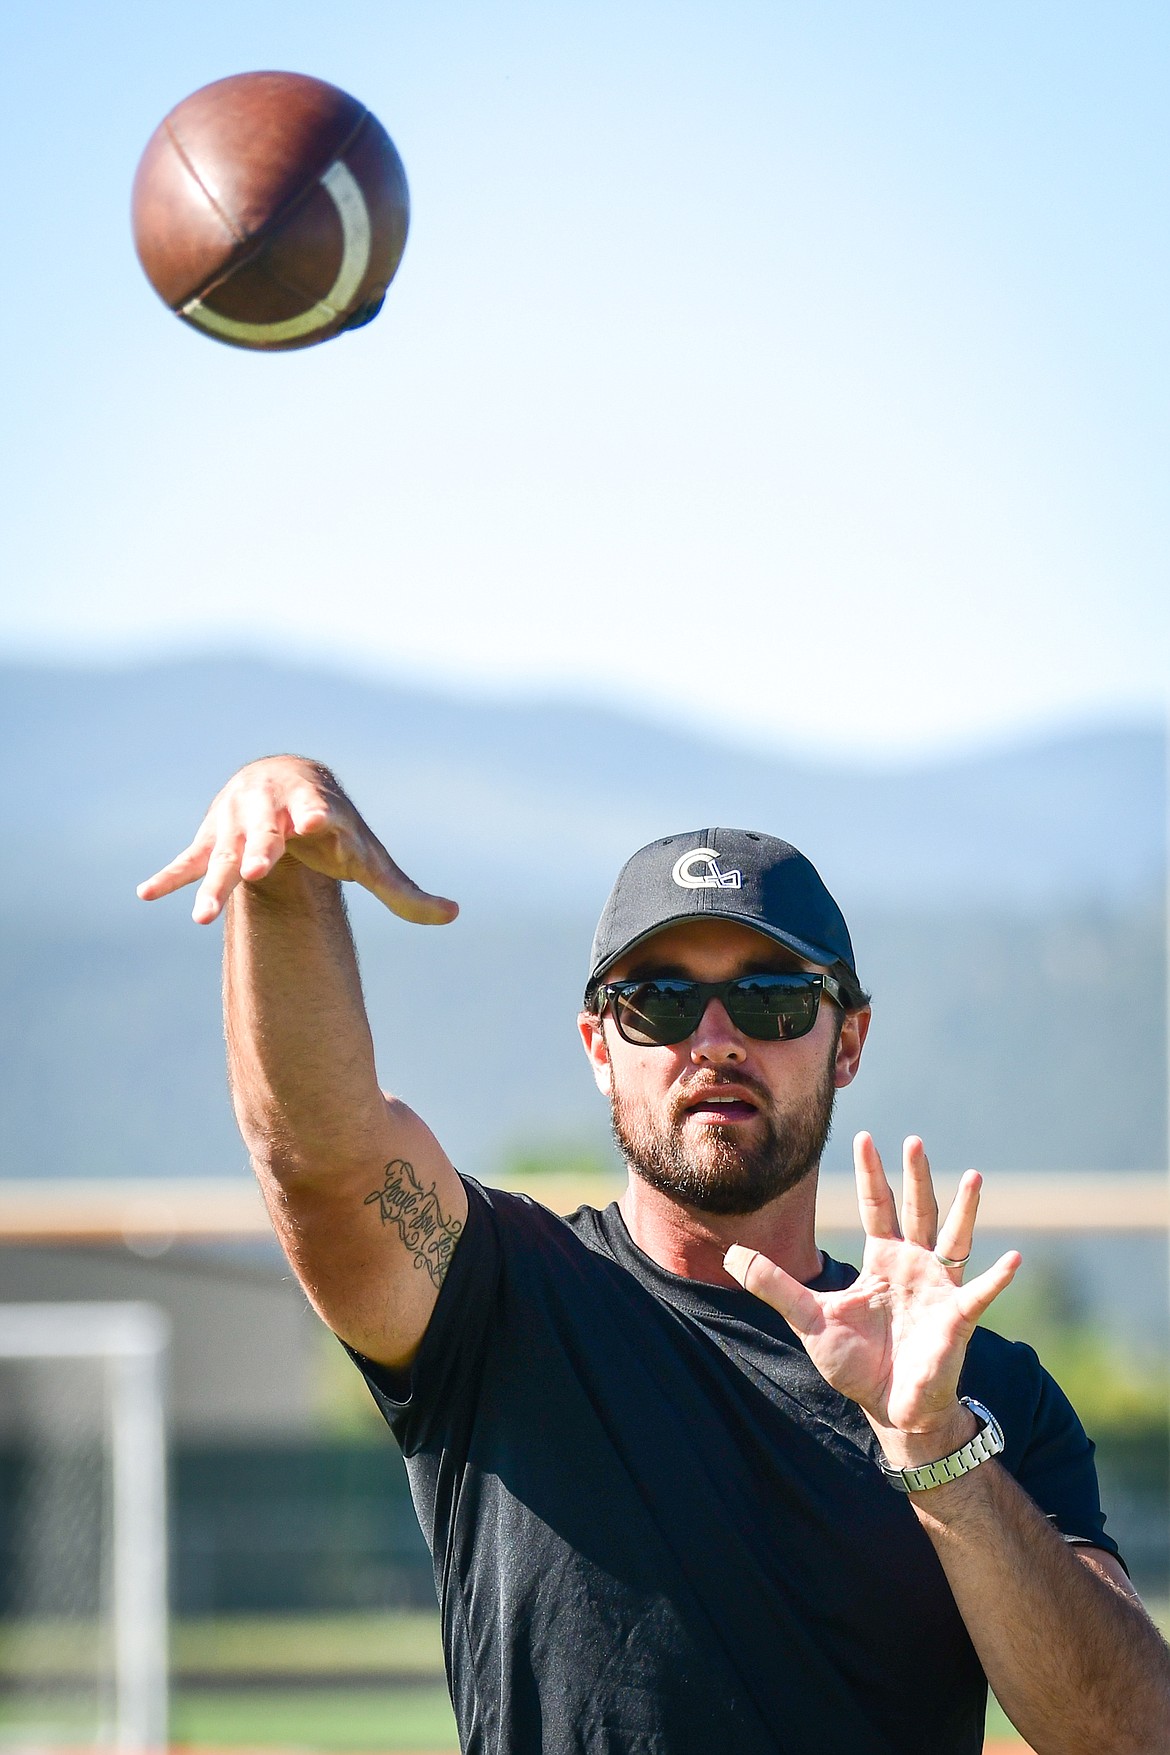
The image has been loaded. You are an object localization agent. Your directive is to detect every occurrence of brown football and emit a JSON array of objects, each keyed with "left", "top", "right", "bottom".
[{"left": 131, "top": 71, "right": 409, "bottom": 352}]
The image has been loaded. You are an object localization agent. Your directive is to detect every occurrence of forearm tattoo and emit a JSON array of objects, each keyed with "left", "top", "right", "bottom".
[{"left": 364, "top": 1159, "right": 463, "bottom": 1288}]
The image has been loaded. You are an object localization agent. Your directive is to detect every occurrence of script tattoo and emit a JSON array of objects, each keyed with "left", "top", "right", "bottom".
[{"left": 364, "top": 1160, "right": 463, "bottom": 1288}]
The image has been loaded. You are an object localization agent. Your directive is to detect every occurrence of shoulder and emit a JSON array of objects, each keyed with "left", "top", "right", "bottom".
[
  {"left": 962, "top": 1322, "right": 1045, "bottom": 1392},
  {"left": 961, "top": 1324, "right": 1124, "bottom": 1560},
  {"left": 960, "top": 1325, "right": 1084, "bottom": 1471},
  {"left": 347, "top": 1181, "right": 620, "bottom": 1442},
  {"left": 467, "top": 1177, "right": 613, "bottom": 1253},
  {"left": 457, "top": 1178, "right": 624, "bottom": 1288}
]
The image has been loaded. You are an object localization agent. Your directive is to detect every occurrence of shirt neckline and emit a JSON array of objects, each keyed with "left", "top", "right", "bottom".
[{"left": 589, "top": 1199, "right": 854, "bottom": 1324}]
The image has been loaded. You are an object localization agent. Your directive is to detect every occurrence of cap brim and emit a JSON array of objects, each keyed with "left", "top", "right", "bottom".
[{"left": 589, "top": 913, "right": 864, "bottom": 1004}]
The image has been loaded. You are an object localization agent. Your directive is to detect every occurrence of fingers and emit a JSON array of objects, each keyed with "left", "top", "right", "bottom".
[
  {"left": 287, "top": 814, "right": 460, "bottom": 926},
  {"left": 853, "top": 1132, "right": 901, "bottom": 1241},
  {"left": 195, "top": 811, "right": 306, "bottom": 923},
  {"left": 137, "top": 832, "right": 215, "bottom": 902},
  {"left": 375, "top": 874, "right": 460, "bottom": 926},
  {"left": 724, "top": 1245, "right": 824, "bottom": 1338},
  {"left": 957, "top": 1250, "right": 1021, "bottom": 1324},
  {"left": 900, "top": 1136, "right": 939, "bottom": 1249},
  {"left": 287, "top": 788, "right": 332, "bottom": 839},
  {"left": 244, "top": 773, "right": 459, "bottom": 924},
  {"left": 239, "top": 822, "right": 289, "bottom": 884},
  {"left": 137, "top": 776, "right": 293, "bottom": 925},
  {"left": 934, "top": 1169, "right": 982, "bottom": 1275},
  {"left": 855, "top": 1135, "right": 979, "bottom": 1275},
  {"left": 192, "top": 834, "right": 247, "bottom": 924},
  {"left": 360, "top": 837, "right": 460, "bottom": 926},
  {"left": 138, "top": 758, "right": 461, "bottom": 929}
]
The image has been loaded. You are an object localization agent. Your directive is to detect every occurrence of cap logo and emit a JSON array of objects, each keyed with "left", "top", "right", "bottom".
[{"left": 671, "top": 848, "right": 743, "bottom": 891}]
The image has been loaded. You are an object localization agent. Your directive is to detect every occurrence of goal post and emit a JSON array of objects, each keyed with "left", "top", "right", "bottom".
[{"left": 0, "top": 1303, "right": 169, "bottom": 1753}]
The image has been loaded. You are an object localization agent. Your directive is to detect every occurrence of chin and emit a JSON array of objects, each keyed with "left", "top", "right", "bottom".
[
  {"left": 611, "top": 1089, "right": 832, "bottom": 1218},
  {"left": 643, "top": 1162, "right": 816, "bottom": 1218},
  {"left": 627, "top": 1142, "right": 818, "bottom": 1218}
]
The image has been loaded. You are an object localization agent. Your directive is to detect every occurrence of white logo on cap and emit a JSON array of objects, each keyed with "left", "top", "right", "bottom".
[{"left": 671, "top": 848, "right": 743, "bottom": 890}]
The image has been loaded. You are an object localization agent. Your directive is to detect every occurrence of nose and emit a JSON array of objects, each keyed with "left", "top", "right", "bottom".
[{"left": 689, "top": 998, "right": 747, "bottom": 1064}]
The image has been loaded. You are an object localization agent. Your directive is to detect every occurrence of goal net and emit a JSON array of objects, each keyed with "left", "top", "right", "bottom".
[{"left": 0, "top": 1304, "right": 169, "bottom": 1753}]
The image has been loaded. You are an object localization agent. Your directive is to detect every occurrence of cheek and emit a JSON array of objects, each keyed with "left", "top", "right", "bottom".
[
  {"left": 609, "top": 1047, "right": 681, "bottom": 1113},
  {"left": 755, "top": 1027, "right": 837, "bottom": 1093}
]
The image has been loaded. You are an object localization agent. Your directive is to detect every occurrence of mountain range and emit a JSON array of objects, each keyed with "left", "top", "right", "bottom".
[{"left": 2, "top": 656, "right": 1165, "bottom": 1181}]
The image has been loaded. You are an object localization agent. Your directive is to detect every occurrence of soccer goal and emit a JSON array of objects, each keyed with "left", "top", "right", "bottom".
[{"left": 0, "top": 1303, "right": 169, "bottom": 1753}]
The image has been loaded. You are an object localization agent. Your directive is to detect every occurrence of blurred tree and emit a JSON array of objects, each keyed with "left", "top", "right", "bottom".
[{"left": 989, "top": 1260, "right": 1168, "bottom": 1436}]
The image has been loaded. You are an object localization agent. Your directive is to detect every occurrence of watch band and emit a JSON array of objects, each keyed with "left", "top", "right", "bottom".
[{"left": 878, "top": 1397, "right": 1005, "bottom": 1493}]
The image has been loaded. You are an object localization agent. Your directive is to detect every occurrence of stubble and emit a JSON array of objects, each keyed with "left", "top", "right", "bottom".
[{"left": 610, "top": 1056, "right": 838, "bottom": 1218}]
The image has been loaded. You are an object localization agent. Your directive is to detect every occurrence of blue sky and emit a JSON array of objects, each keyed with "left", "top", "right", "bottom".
[{"left": 1, "top": 1, "right": 1166, "bottom": 756}]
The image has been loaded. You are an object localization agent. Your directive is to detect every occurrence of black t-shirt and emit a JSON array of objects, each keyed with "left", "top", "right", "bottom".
[{"left": 352, "top": 1177, "right": 1120, "bottom": 1755}]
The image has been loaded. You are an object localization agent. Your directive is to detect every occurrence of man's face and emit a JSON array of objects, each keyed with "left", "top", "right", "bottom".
[{"left": 578, "top": 919, "right": 869, "bottom": 1217}]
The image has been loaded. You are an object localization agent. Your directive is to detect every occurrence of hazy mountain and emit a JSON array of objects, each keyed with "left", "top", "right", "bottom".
[
  {"left": 3, "top": 655, "right": 1163, "bottom": 919},
  {"left": 1, "top": 657, "right": 1165, "bottom": 1180}
]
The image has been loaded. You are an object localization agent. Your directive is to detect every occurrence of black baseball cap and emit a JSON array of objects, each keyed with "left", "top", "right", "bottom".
[{"left": 586, "top": 828, "right": 868, "bottom": 1009}]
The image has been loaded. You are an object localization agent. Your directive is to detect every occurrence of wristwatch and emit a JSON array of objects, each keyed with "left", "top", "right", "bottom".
[{"left": 878, "top": 1397, "right": 1004, "bottom": 1493}]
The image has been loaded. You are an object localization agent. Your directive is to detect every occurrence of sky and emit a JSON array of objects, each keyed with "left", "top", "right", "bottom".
[{"left": 1, "top": 0, "right": 1167, "bottom": 758}]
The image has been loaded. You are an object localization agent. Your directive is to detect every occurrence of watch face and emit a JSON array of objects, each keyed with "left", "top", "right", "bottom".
[{"left": 961, "top": 1397, "right": 1005, "bottom": 1454}]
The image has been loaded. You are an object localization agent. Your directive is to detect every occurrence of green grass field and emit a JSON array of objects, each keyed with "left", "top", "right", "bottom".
[
  {"left": 173, "top": 1612, "right": 447, "bottom": 1679},
  {"left": 170, "top": 1685, "right": 458, "bottom": 1751},
  {"left": 169, "top": 1614, "right": 459, "bottom": 1751},
  {"left": 4, "top": 1605, "right": 1167, "bottom": 1751}
]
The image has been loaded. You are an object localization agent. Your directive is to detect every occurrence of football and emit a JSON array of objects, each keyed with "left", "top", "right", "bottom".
[{"left": 131, "top": 71, "right": 410, "bottom": 352}]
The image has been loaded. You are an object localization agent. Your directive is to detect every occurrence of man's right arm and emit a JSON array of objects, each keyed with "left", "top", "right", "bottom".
[{"left": 138, "top": 756, "right": 466, "bottom": 1370}]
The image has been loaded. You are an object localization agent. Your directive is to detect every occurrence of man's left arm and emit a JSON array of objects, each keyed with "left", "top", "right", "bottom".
[
  {"left": 885, "top": 1398, "right": 1170, "bottom": 1755},
  {"left": 726, "top": 1132, "right": 1170, "bottom": 1755}
]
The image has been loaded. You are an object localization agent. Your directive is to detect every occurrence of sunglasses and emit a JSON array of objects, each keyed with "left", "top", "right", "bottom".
[{"left": 597, "top": 971, "right": 847, "bottom": 1047}]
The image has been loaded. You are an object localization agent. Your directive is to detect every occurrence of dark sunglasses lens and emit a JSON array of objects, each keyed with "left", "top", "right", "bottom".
[
  {"left": 613, "top": 981, "right": 703, "bottom": 1046},
  {"left": 727, "top": 976, "right": 820, "bottom": 1040}
]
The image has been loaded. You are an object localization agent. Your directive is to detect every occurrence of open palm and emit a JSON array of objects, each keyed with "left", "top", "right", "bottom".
[{"left": 727, "top": 1133, "right": 1020, "bottom": 1441}]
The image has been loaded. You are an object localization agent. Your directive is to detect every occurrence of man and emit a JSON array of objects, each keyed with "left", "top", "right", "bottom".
[{"left": 140, "top": 755, "right": 1170, "bottom": 1755}]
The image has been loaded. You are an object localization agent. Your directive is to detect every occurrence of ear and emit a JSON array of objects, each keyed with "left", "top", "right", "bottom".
[
  {"left": 578, "top": 1011, "right": 613, "bottom": 1096},
  {"left": 834, "top": 1006, "right": 870, "bottom": 1090}
]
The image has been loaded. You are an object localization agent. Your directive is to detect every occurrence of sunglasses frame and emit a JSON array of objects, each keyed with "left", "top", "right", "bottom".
[{"left": 597, "top": 971, "right": 848, "bottom": 1047}]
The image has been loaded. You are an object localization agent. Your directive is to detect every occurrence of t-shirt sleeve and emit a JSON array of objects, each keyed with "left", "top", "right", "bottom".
[
  {"left": 962, "top": 1331, "right": 1125, "bottom": 1570},
  {"left": 342, "top": 1174, "right": 504, "bottom": 1456}
]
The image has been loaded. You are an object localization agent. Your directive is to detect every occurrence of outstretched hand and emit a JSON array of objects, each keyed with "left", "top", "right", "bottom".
[
  {"left": 726, "top": 1133, "right": 1020, "bottom": 1455},
  {"left": 137, "top": 756, "right": 459, "bottom": 927}
]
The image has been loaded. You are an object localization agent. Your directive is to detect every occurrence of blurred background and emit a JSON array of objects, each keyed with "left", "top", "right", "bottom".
[{"left": 1, "top": 2, "right": 1167, "bottom": 1750}]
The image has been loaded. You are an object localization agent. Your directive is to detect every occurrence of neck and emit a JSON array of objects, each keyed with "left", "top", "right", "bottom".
[{"left": 617, "top": 1165, "right": 824, "bottom": 1288}]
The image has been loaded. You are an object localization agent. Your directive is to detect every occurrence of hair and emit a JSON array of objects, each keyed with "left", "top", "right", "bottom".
[{"left": 834, "top": 966, "right": 872, "bottom": 1012}]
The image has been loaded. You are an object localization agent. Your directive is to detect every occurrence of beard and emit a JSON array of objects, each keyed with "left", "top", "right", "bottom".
[{"left": 610, "top": 1057, "right": 838, "bottom": 1218}]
